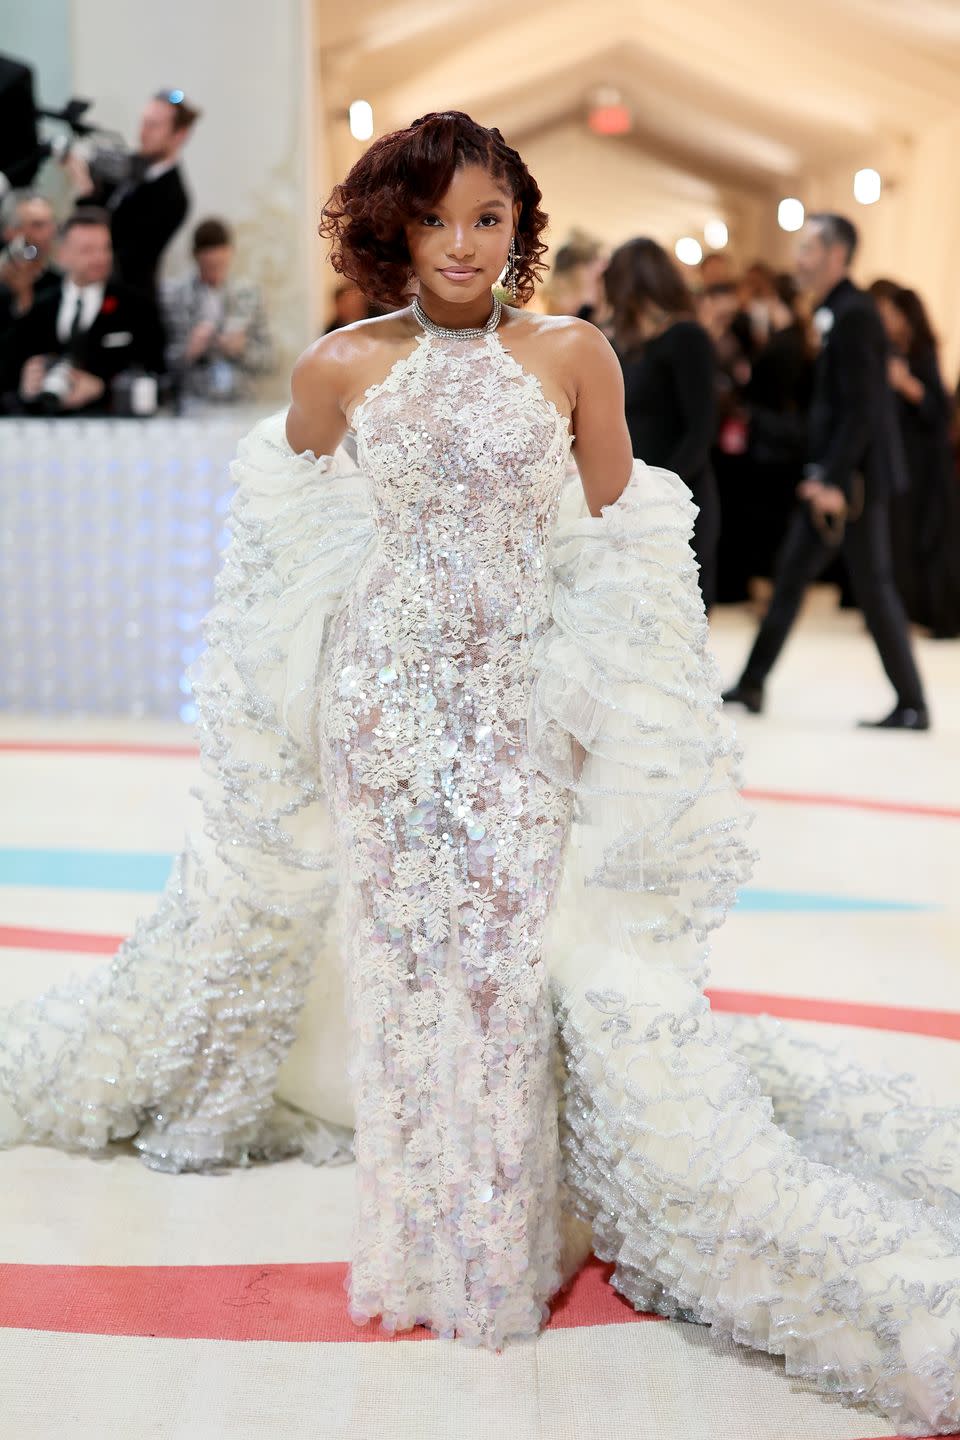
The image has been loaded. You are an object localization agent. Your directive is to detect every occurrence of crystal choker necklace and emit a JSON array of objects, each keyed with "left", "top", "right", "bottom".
[{"left": 412, "top": 294, "right": 502, "bottom": 340}]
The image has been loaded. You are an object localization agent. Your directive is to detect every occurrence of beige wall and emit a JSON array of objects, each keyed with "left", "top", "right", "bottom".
[
  {"left": 515, "top": 125, "right": 777, "bottom": 279},
  {"left": 67, "top": 0, "right": 317, "bottom": 388},
  {"left": 801, "top": 126, "right": 960, "bottom": 379}
]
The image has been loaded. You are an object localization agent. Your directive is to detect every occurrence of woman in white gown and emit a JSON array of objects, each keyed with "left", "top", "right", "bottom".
[{"left": 2, "top": 111, "right": 960, "bottom": 1434}]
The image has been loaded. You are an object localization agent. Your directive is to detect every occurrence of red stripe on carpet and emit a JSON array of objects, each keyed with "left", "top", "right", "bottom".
[
  {"left": 741, "top": 786, "right": 960, "bottom": 821},
  {"left": 0, "top": 925, "right": 125, "bottom": 954},
  {"left": 0, "top": 1255, "right": 656, "bottom": 1342},
  {"left": 707, "top": 987, "right": 960, "bottom": 1040},
  {"left": 2, "top": 925, "right": 957, "bottom": 1040},
  {"left": 0, "top": 741, "right": 197, "bottom": 757}
]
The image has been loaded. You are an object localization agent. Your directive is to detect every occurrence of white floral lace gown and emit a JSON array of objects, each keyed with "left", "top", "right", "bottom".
[
  {"left": 2, "top": 324, "right": 960, "bottom": 1434},
  {"left": 318, "top": 330, "right": 574, "bottom": 1340}
]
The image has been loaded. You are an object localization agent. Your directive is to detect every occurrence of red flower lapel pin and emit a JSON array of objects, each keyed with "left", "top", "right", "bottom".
[{"left": 101, "top": 295, "right": 119, "bottom": 316}]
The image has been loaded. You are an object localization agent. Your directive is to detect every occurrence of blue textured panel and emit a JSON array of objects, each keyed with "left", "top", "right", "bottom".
[{"left": 1, "top": 414, "right": 261, "bottom": 718}]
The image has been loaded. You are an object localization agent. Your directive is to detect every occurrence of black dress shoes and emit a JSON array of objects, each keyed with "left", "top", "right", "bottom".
[
  {"left": 857, "top": 705, "right": 930, "bottom": 731},
  {"left": 721, "top": 681, "right": 764, "bottom": 714}
]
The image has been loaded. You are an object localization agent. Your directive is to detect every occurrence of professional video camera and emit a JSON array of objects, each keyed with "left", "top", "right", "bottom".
[{"left": 0, "top": 52, "right": 136, "bottom": 200}]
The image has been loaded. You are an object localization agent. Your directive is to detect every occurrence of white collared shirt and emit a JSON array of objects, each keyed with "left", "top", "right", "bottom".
[
  {"left": 57, "top": 278, "right": 106, "bottom": 344},
  {"left": 143, "top": 157, "right": 178, "bottom": 183}
]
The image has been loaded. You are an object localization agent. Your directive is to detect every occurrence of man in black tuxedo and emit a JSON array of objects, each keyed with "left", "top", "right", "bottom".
[
  {"left": 723, "top": 213, "right": 928, "bottom": 730},
  {"left": 62, "top": 89, "right": 200, "bottom": 300},
  {"left": 7, "top": 206, "right": 164, "bottom": 415}
]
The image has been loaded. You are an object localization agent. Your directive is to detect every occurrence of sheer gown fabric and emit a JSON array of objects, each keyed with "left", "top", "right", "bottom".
[{"left": 1, "top": 327, "right": 959, "bottom": 1433}]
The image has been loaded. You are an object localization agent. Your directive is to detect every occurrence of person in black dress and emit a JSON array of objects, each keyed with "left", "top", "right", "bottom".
[
  {"left": 710, "top": 274, "right": 816, "bottom": 602},
  {"left": 701, "top": 280, "right": 754, "bottom": 603},
  {"left": 744, "top": 273, "right": 816, "bottom": 578},
  {"left": 604, "top": 237, "right": 719, "bottom": 610},
  {"left": 723, "top": 214, "right": 928, "bottom": 729},
  {"left": 870, "top": 282, "right": 960, "bottom": 639}
]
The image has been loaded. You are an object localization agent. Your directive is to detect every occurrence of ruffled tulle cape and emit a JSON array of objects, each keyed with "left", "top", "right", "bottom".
[{"left": 2, "top": 412, "right": 959, "bottom": 1435}]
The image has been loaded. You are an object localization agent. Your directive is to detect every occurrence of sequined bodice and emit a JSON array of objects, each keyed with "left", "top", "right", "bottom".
[{"left": 352, "top": 329, "right": 572, "bottom": 592}]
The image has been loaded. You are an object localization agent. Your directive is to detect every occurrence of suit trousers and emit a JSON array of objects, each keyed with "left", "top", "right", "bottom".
[{"left": 741, "top": 494, "right": 926, "bottom": 709}]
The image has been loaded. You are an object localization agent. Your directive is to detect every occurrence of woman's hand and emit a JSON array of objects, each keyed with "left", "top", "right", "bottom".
[{"left": 888, "top": 355, "right": 924, "bottom": 405}]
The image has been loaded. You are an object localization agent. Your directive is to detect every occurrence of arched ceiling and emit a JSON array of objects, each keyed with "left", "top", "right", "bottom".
[
  {"left": 318, "top": 0, "right": 960, "bottom": 188},
  {"left": 311, "top": 0, "right": 960, "bottom": 369}
]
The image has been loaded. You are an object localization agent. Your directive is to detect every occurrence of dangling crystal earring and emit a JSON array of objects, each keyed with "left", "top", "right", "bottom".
[{"left": 505, "top": 235, "right": 519, "bottom": 303}]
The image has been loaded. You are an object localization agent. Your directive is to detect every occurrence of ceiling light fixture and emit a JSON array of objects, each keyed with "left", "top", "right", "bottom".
[
  {"left": 704, "top": 219, "right": 729, "bottom": 250},
  {"left": 349, "top": 100, "right": 373, "bottom": 142},
  {"left": 854, "top": 168, "right": 881, "bottom": 205},
  {"left": 778, "top": 197, "right": 804, "bottom": 232},
  {"left": 675, "top": 236, "right": 703, "bottom": 266}
]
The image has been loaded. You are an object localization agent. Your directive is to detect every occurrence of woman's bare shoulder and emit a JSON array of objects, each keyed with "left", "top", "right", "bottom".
[
  {"left": 504, "top": 307, "right": 601, "bottom": 337},
  {"left": 286, "top": 310, "right": 417, "bottom": 453},
  {"left": 292, "top": 310, "right": 416, "bottom": 396},
  {"left": 505, "top": 309, "right": 614, "bottom": 361},
  {"left": 503, "top": 310, "right": 619, "bottom": 406}
]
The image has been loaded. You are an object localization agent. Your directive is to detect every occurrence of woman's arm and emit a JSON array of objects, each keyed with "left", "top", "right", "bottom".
[
  {"left": 569, "top": 321, "right": 635, "bottom": 516},
  {"left": 888, "top": 354, "right": 926, "bottom": 409},
  {"left": 285, "top": 334, "right": 349, "bottom": 456},
  {"left": 894, "top": 347, "right": 948, "bottom": 427}
]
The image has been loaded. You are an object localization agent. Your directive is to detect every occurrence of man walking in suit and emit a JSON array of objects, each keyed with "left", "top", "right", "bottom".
[
  {"left": 9, "top": 207, "right": 165, "bottom": 414},
  {"left": 723, "top": 213, "right": 929, "bottom": 730}
]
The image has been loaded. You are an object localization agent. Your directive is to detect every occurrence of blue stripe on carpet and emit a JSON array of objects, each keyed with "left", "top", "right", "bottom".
[
  {"left": 0, "top": 849, "right": 936, "bottom": 910},
  {"left": 0, "top": 849, "right": 172, "bottom": 892},
  {"left": 737, "top": 889, "right": 930, "bottom": 913}
]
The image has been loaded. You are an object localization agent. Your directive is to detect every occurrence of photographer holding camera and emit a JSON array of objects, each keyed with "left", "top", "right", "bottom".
[
  {"left": 63, "top": 89, "right": 200, "bottom": 300},
  {"left": 7, "top": 206, "right": 164, "bottom": 415},
  {"left": 0, "top": 191, "right": 61, "bottom": 330},
  {"left": 162, "top": 218, "right": 274, "bottom": 403}
]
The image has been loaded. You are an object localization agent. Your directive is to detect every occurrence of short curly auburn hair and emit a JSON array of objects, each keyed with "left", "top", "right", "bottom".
[{"left": 319, "top": 111, "right": 549, "bottom": 308}]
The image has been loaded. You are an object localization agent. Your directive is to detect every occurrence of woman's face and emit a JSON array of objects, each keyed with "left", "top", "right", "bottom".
[{"left": 404, "top": 163, "right": 521, "bottom": 306}]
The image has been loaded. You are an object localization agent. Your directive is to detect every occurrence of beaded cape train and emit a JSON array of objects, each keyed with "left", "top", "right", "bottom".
[{"left": 2, "top": 325, "right": 960, "bottom": 1434}]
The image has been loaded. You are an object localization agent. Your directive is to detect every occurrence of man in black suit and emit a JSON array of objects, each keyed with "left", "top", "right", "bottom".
[
  {"left": 723, "top": 213, "right": 928, "bottom": 730},
  {"left": 62, "top": 89, "right": 200, "bottom": 300},
  {"left": 8, "top": 207, "right": 164, "bottom": 415}
]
